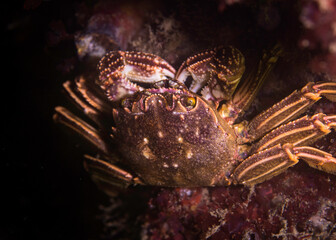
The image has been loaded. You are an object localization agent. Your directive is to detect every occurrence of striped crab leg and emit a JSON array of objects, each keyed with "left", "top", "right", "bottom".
[
  {"left": 54, "top": 88, "right": 143, "bottom": 191},
  {"left": 232, "top": 81, "right": 336, "bottom": 185},
  {"left": 247, "top": 81, "right": 336, "bottom": 141},
  {"left": 54, "top": 75, "right": 114, "bottom": 154},
  {"left": 218, "top": 45, "right": 283, "bottom": 124},
  {"left": 60, "top": 76, "right": 112, "bottom": 127},
  {"left": 232, "top": 143, "right": 336, "bottom": 185},
  {"left": 98, "top": 51, "right": 176, "bottom": 101},
  {"left": 53, "top": 106, "right": 111, "bottom": 155},
  {"left": 52, "top": 108, "right": 142, "bottom": 192},
  {"left": 249, "top": 113, "right": 336, "bottom": 154},
  {"left": 83, "top": 155, "right": 143, "bottom": 195}
]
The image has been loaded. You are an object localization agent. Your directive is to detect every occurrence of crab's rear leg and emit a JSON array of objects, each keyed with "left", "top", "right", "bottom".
[
  {"left": 247, "top": 81, "right": 336, "bottom": 141},
  {"left": 232, "top": 144, "right": 336, "bottom": 185},
  {"left": 84, "top": 155, "right": 143, "bottom": 195},
  {"left": 54, "top": 108, "right": 141, "bottom": 192},
  {"left": 54, "top": 106, "right": 112, "bottom": 156}
]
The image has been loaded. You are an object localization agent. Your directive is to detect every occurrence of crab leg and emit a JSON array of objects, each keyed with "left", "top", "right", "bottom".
[
  {"left": 250, "top": 113, "right": 336, "bottom": 154},
  {"left": 84, "top": 155, "right": 143, "bottom": 195},
  {"left": 247, "top": 82, "right": 336, "bottom": 141},
  {"left": 232, "top": 45, "right": 282, "bottom": 113},
  {"left": 232, "top": 143, "right": 336, "bottom": 185},
  {"left": 218, "top": 45, "right": 282, "bottom": 123},
  {"left": 294, "top": 146, "right": 336, "bottom": 174},
  {"left": 63, "top": 80, "right": 98, "bottom": 117},
  {"left": 74, "top": 76, "right": 112, "bottom": 114},
  {"left": 62, "top": 78, "right": 113, "bottom": 128},
  {"left": 54, "top": 106, "right": 111, "bottom": 155}
]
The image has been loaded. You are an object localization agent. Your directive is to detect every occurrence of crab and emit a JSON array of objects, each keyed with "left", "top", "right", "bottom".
[{"left": 54, "top": 46, "right": 336, "bottom": 193}]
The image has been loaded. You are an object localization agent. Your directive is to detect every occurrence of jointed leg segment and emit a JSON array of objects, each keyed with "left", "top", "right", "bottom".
[
  {"left": 62, "top": 77, "right": 113, "bottom": 127},
  {"left": 54, "top": 76, "right": 139, "bottom": 189},
  {"left": 54, "top": 106, "right": 111, "bottom": 155},
  {"left": 234, "top": 81, "right": 336, "bottom": 186},
  {"left": 233, "top": 143, "right": 336, "bottom": 185},
  {"left": 247, "top": 82, "right": 336, "bottom": 141},
  {"left": 250, "top": 113, "right": 336, "bottom": 154},
  {"left": 84, "top": 155, "right": 143, "bottom": 194}
]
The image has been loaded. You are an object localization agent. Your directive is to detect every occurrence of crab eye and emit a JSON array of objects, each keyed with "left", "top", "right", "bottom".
[
  {"left": 120, "top": 98, "right": 127, "bottom": 107},
  {"left": 181, "top": 96, "right": 196, "bottom": 109},
  {"left": 120, "top": 98, "right": 133, "bottom": 109}
]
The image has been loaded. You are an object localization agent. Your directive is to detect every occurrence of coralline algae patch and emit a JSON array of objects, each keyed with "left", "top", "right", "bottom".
[{"left": 142, "top": 165, "right": 336, "bottom": 239}]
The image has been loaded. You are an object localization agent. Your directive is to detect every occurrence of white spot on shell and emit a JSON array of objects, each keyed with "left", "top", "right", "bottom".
[
  {"left": 142, "top": 146, "right": 155, "bottom": 160},
  {"left": 163, "top": 163, "right": 169, "bottom": 168},
  {"left": 158, "top": 131, "right": 164, "bottom": 138},
  {"left": 186, "top": 149, "right": 193, "bottom": 159},
  {"left": 195, "top": 127, "right": 199, "bottom": 137},
  {"left": 172, "top": 163, "right": 178, "bottom": 168},
  {"left": 177, "top": 136, "right": 184, "bottom": 143},
  {"left": 143, "top": 137, "right": 149, "bottom": 144}
]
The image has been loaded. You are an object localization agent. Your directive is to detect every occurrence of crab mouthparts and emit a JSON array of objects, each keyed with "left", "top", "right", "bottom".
[{"left": 122, "top": 89, "right": 197, "bottom": 114}]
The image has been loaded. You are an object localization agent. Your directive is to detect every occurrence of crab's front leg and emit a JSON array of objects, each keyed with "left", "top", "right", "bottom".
[
  {"left": 218, "top": 45, "right": 283, "bottom": 124},
  {"left": 98, "top": 51, "right": 176, "bottom": 101},
  {"left": 175, "top": 46, "right": 245, "bottom": 103}
]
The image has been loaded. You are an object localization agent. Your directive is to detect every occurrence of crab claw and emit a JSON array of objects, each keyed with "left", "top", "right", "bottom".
[
  {"left": 98, "top": 51, "right": 176, "bottom": 101},
  {"left": 176, "top": 46, "right": 245, "bottom": 102}
]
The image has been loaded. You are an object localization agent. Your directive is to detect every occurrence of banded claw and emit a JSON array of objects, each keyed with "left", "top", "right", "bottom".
[
  {"left": 98, "top": 51, "right": 176, "bottom": 101},
  {"left": 176, "top": 46, "right": 245, "bottom": 102}
]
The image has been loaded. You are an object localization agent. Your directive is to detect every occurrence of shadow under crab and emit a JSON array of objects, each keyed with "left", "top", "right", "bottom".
[{"left": 54, "top": 45, "right": 336, "bottom": 192}]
